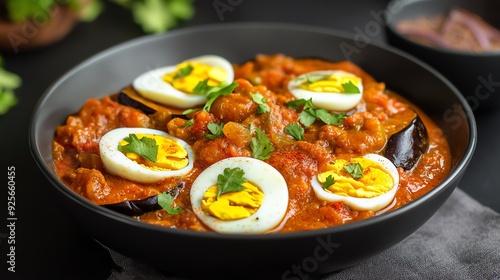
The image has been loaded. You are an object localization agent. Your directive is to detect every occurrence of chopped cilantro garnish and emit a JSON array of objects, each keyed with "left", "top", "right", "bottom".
[
  {"left": 344, "top": 162, "right": 363, "bottom": 179},
  {"left": 203, "top": 81, "right": 238, "bottom": 112},
  {"left": 250, "top": 128, "right": 274, "bottom": 160},
  {"left": 285, "top": 122, "right": 304, "bottom": 141},
  {"left": 216, "top": 167, "right": 246, "bottom": 199},
  {"left": 322, "top": 175, "right": 335, "bottom": 189},
  {"left": 158, "top": 192, "right": 182, "bottom": 214},
  {"left": 174, "top": 64, "right": 193, "bottom": 79},
  {"left": 117, "top": 133, "right": 158, "bottom": 162},
  {"left": 251, "top": 93, "right": 270, "bottom": 114},
  {"left": 286, "top": 98, "right": 346, "bottom": 127},
  {"left": 205, "top": 122, "right": 224, "bottom": 139},
  {"left": 341, "top": 81, "right": 361, "bottom": 93}
]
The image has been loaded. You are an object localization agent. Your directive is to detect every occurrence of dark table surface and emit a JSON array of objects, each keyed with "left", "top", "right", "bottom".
[{"left": 1, "top": 1, "right": 498, "bottom": 279}]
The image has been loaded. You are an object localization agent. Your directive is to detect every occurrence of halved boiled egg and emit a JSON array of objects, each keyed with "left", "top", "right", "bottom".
[
  {"left": 190, "top": 157, "right": 289, "bottom": 234},
  {"left": 132, "top": 55, "right": 234, "bottom": 108},
  {"left": 288, "top": 70, "right": 363, "bottom": 111},
  {"left": 99, "top": 127, "right": 194, "bottom": 183},
  {"left": 311, "top": 153, "right": 399, "bottom": 211}
]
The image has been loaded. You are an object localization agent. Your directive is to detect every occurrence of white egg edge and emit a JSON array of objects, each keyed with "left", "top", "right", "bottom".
[
  {"left": 132, "top": 55, "right": 235, "bottom": 109},
  {"left": 310, "top": 153, "right": 399, "bottom": 212},
  {"left": 99, "top": 127, "right": 195, "bottom": 183},
  {"left": 288, "top": 70, "right": 364, "bottom": 111},
  {"left": 190, "top": 157, "right": 289, "bottom": 234}
]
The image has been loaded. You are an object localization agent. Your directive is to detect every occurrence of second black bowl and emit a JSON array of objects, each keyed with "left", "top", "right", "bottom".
[{"left": 385, "top": 0, "right": 500, "bottom": 112}]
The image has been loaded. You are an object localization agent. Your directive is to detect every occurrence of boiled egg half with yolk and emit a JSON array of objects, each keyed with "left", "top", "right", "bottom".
[
  {"left": 288, "top": 70, "right": 363, "bottom": 111},
  {"left": 99, "top": 127, "right": 194, "bottom": 183},
  {"left": 311, "top": 153, "right": 399, "bottom": 211},
  {"left": 132, "top": 55, "right": 234, "bottom": 108},
  {"left": 190, "top": 157, "right": 289, "bottom": 234}
]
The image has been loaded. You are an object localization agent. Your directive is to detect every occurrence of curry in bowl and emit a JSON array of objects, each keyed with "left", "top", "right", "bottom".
[{"left": 52, "top": 54, "right": 451, "bottom": 234}]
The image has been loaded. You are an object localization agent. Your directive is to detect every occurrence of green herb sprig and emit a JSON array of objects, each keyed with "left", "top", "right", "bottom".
[
  {"left": 158, "top": 192, "right": 182, "bottom": 214},
  {"left": 118, "top": 134, "right": 158, "bottom": 162},
  {"left": 285, "top": 122, "right": 304, "bottom": 141},
  {"left": 216, "top": 167, "right": 246, "bottom": 199},
  {"left": 286, "top": 98, "right": 346, "bottom": 127},
  {"left": 322, "top": 175, "right": 335, "bottom": 189},
  {"left": 250, "top": 128, "right": 274, "bottom": 160},
  {"left": 251, "top": 93, "right": 270, "bottom": 114},
  {"left": 344, "top": 162, "right": 363, "bottom": 179},
  {"left": 205, "top": 122, "right": 225, "bottom": 139}
]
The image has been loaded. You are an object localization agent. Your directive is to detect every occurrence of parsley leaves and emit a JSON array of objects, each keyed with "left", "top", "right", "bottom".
[
  {"left": 173, "top": 64, "right": 193, "bottom": 79},
  {"left": 205, "top": 122, "right": 224, "bottom": 139},
  {"left": 216, "top": 167, "right": 246, "bottom": 199},
  {"left": 118, "top": 134, "right": 158, "bottom": 162},
  {"left": 322, "top": 175, "right": 335, "bottom": 189},
  {"left": 341, "top": 81, "right": 361, "bottom": 93},
  {"left": 251, "top": 93, "right": 270, "bottom": 114},
  {"left": 251, "top": 128, "right": 274, "bottom": 160},
  {"left": 286, "top": 98, "right": 346, "bottom": 127},
  {"left": 344, "top": 162, "right": 363, "bottom": 179},
  {"left": 158, "top": 192, "right": 182, "bottom": 214},
  {"left": 285, "top": 122, "right": 304, "bottom": 141},
  {"left": 0, "top": 56, "right": 20, "bottom": 115}
]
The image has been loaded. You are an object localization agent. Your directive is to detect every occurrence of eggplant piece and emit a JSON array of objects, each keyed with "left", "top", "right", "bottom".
[
  {"left": 102, "top": 181, "right": 184, "bottom": 216},
  {"left": 117, "top": 85, "right": 183, "bottom": 115},
  {"left": 383, "top": 115, "right": 429, "bottom": 170}
]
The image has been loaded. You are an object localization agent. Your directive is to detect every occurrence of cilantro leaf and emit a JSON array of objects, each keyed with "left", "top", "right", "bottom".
[
  {"left": 285, "top": 98, "right": 307, "bottom": 110},
  {"left": 192, "top": 78, "right": 213, "bottom": 95},
  {"left": 174, "top": 64, "right": 193, "bottom": 79},
  {"left": 216, "top": 167, "right": 246, "bottom": 199},
  {"left": 322, "top": 175, "right": 335, "bottom": 189},
  {"left": 250, "top": 128, "right": 274, "bottom": 160},
  {"left": 158, "top": 192, "right": 182, "bottom": 214},
  {"left": 342, "top": 81, "right": 361, "bottom": 93},
  {"left": 299, "top": 110, "right": 317, "bottom": 127},
  {"left": 251, "top": 93, "right": 270, "bottom": 114},
  {"left": 118, "top": 134, "right": 158, "bottom": 162},
  {"left": 0, "top": 58, "right": 20, "bottom": 115},
  {"left": 132, "top": 0, "right": 194, "bottom": 34},
  {"left": 205, "top": 122, "right": 224, "bottom": 139},
  {"left": 203, "top": 81, "right": 238, "bottom": 112},
  {"left": 316, "top": 110, "right": 346, "bottom": 125},
  {"left": 344, "top": 162, "right": 363, "bottom": 179},
  {"left": 285, "top": 122, "right": 304, "bottom": 141},
  {"left": 287, "top": 98, "right": 346, "bottom": 127}
]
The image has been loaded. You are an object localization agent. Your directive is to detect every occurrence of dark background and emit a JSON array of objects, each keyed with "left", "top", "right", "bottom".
[{"left": 1, "top": 0, "right": 498, "bottom": 279}]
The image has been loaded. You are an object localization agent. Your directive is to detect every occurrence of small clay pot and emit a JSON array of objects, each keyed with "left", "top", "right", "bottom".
[{"left": 0, "top": 3, "right": 79, "bottom": 53}]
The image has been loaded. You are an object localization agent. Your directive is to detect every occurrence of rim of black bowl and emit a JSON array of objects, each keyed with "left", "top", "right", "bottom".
[
  {"left": 386, "top": 0, "right": 500, "bottom": 57},
  {"left": 29, "top": 21, "right": 477, "bottom": 241}
]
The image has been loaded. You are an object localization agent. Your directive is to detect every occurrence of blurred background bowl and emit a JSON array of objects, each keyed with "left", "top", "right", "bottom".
[{"left": 385, "top": 0, "right": 500, "bottom": 113}]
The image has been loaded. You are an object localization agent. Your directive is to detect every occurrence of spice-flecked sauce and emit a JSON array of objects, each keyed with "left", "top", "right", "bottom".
[{"left": 52, "top": 54, "right": 451, "bottom": 233}]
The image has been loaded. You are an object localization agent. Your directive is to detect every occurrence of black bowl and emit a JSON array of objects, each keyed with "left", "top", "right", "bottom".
[
  {"left": 30, "top": 22, "right": 476, "bottom": 279},
  {"left": 385, "top": 0, "right": 500, "bottom": 112}
]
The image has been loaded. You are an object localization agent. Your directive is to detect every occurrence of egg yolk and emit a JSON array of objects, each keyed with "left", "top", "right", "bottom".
[
  {"left": 299, "top": 73, "right": 361, "bottom": 93},
  {"left": 201, "top": 182, "right": 264, "bottom": 221},
  {"left": 119, "top": 134, "right": 189, "bottom": 170},
  {"left": 162, "top": 61, "right": 228, "bottom": 93},
  {"left": 318, "top": 158, "right": 394, "bottom": 198}
]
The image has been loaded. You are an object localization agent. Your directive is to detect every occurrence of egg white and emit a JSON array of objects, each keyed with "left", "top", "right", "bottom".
[
  {"left": 311, "top": 153, "right": 399, "bottom": 211},
  {"left": 190, "top": 157, "right": 289, "bottom": 234},
  {"left": 99, "top": 127, "right": 195, "bottom": 183},
  {"left": 288, "top": 70, "right": 363, "bottom": 111},
  {"left": 132, "top": 55, "right": 235, "bottom": 109}
]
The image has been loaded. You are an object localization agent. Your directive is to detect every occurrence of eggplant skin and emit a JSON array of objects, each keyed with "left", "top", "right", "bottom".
[
  {"left": 383, "top": 115, "right": 429, "bottom": 170},
  {"left": 102, "top": 182, "right": 184, "bottom": 216},
  {"left": 117, "top": 91, "right": 157, "bottom": 115}
]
